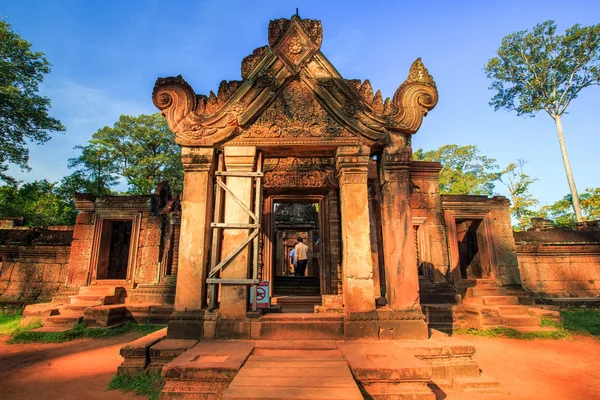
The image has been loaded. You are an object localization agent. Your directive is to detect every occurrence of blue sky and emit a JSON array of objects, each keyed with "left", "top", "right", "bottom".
[{"left": 2, "top": 0, "right": 599, "bottom": 205}]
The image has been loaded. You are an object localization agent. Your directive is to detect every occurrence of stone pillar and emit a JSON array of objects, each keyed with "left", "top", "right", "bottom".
[
  {"left": 336, "top": 146, "right": 378, "bottom": 338},
  {"left": 168, "top": 147, "right": 215, "bottom": 339},
  {"left": 379, "top": 140, "right": 427, "bottom": 339},
  {"left": 217, "top": 146, "right": 257, "bottom": 338}
]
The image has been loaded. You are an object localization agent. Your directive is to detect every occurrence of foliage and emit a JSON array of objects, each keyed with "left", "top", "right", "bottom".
[
  {"left": 486, "top": 20, "right": 600, "bottom": 118},
  {"left": 413, "top": 144, "right": 503, "bottom": 196},
  {"left": 486, "top": 20, "right": 600, "bottom": 221},
  {"left": 64, "top": 144, "right": 120, "bottom": 197},
  {"left": 501, "top": 160, "right": 540, "bottom": 230},
  {"left": 0, "top": 20, "right": 65, "bottom": 184},
  {"left": 0, "top": 309, "right": 42, "bottom": 336},
  {"left": 69, "top": 113, "right": 183, "bottom": 195},
  {"left": 453, "top": 326, "right": 570, "bottom": 340},
  {"left": 8, "top": 321, "right": 164, "bottom": 344},
  {"left": 0, "top": 180, "right": 78, "bottom": 226},
  {"left": 109, "top": 372, "right": 165, "bottom": 400},
  {"left": 561, "top": 307, "right": 600, "bottom": 336},
  {"left": 538, "top": 187, "right": 600, "bottom": 227},
  {"left": 0, "top": 310, "right": 23, "bottom": 335},
  {"left": 453, "top": 308, "right": 600, "bottom": 339}
]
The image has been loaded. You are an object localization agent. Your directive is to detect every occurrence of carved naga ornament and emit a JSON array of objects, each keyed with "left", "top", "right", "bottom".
[
  {"left": 152, "top": 15, "right": 438, "bottom": 147},
  {"left": 387, "top": 58, "right": 439, "bottom": 135}
]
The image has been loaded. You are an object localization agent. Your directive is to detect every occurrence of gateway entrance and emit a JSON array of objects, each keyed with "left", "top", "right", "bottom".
[{"left": 272, "top": 202, "right": 320, "bottom": 298}]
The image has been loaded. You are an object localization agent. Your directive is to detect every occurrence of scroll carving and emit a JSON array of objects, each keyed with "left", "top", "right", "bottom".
[{"left": 387, "top": 58, "right": 439, "bottom": 135}]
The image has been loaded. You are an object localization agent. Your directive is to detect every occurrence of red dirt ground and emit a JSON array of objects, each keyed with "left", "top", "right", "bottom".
[{"left": 1, "top": 333, "right": 599, "bottom": 400}]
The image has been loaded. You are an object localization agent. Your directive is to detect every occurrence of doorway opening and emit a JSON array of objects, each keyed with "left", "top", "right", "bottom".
[
  {"left": 455, "top": 219, "right": 491, "bottom": 280},
  {"left": 272, "top": 202, "right": 321, "bottom": 298},
  {"left": 96, "top": 220, "right": 132, "bottom": 280}
]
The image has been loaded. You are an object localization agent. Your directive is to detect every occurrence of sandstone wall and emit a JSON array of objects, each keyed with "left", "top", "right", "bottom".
[
  {"left": 0, "top": 227, "right": 73, "bottom": 303},
  {"left": 515, "top": 229, "right": 600, "bottom": 298}
]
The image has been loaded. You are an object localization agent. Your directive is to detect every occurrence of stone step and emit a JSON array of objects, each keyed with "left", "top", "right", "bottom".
[
  {"left": 254, "top": 340, "right": 338, "bottom": 351},
  {"left": 496, "top": 305, "right": 528, "bottom": 315},
  {"left": 453, "top": 375, "right": 502, "bottom": 392},
  {"left": 84, "top": 305, "right": 127, "bottom": 327},
  {"left": 480, "top": 296, "right": 519, "bottom": 306},
  {"left": 511, "top": 325, "right": 559, "bottom": 333},
  {"left": 469, "top": 287, "right": 507, "bottom": 297},
  {"left": 61, "top": 302, "right": 99, "bottom": 312},
  {"left": 45, "top": 314, "right": 83, "bottom": 328},
  {"left": 223, "top": 349, "right": 363, "bottom": 400},
  {"left": 68, "top": 294, "right": 120, "bottom": 305},
  {"left": 259, "top": 313, "right": 344, "bottom": 340},
  {"left": 79, "top": 285, "right": 124, "bottom": 296},
  {"left": 503, "top": 314, "right": 542, "bottom": 327},
  {"left": 30, "top": 326, "right": 72, "bottom": 333},
  {"left": 473, "top": 279, "right": 499, "bottom": 288}
]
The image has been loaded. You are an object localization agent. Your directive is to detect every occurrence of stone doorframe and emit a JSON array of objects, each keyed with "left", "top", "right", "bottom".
[
  {"left": 412, "top": 216, "right": 432, "bottom": 279},
  {"left": 443, "top": 210, "right": 500, "bottom": 284},
  {"left": 87, "top": 212, "right": 142, "bottom": 286},
  {"left": 262, "top": 193, "right": 329, "bottom": 296}
]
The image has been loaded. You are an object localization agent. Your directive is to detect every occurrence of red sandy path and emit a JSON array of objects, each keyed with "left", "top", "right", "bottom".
[
  {"left": 1, "top": 333, "right": 599, "bottom": 400},
  {"left": 453, "top": 333, "right": 600, "bottom": 400},
  {"left": 0, "top": 333, "right": 141, "bottom": 400}
]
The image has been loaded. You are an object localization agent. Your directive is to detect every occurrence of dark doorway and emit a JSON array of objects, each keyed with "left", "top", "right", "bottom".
[
  {"left": 456, "top": 219, "right": 493, "bottom": 280},
  {"left": 272, "top": 202, "right": 320, "bottom": 297},
  {"left": 97, "top": 220, "right": 132, "bottom": 280}
]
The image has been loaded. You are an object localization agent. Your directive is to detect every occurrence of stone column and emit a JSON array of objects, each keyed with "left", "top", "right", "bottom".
[
  {"left": 168, "top": 146, "right": 214, "bottom": 339},
  {"left": 217, "top": 146, "right": 257, "bottom": 338},
  {"left": 379, "top": 140, "right": 427, "bottom": 339},
  {"left": 336, "top": 146, "right": 378, "bottom": 338}
]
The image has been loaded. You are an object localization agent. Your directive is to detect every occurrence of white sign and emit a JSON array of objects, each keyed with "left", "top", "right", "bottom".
[{"left": 250, "top": 281, "right": 270, "bottom": 309}]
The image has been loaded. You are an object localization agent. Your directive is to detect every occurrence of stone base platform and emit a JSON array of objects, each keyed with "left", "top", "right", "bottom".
[
  {"left": 116, "top": 331, "right": 501, "bottom": 399},
  {"left": 167, "top": 310, "right": 429, "bottom": 341}
]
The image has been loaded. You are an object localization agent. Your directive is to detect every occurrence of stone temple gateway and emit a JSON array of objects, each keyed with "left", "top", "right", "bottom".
[
  {"left": 17, "top": 13, "right": 579, "bottom": 399},
  {"left": 153, "top": 14, "right": 439, "bottom": 341}
]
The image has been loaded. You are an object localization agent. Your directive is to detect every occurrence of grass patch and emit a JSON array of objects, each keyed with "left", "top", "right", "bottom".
[
  {"left": 453, "top": 326, "right": 570, "bottom": 340},
  {"left": 561, "top": 308, "right": 600, "bottom": 337},
  {"left": 0, "top": 309, "right": 42, "bottom": 336},
  {"left": 0, "top": 312, "right": 23, "bottom": 335},
  {"left": 8, "top": 322, "right": 164, "bottom": 344},
  {"left": 108, "top": 372, "right": 164, "bottom": 400}
]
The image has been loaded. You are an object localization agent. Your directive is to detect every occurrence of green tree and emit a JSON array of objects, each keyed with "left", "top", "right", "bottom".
[
  {"left": 413, "top": 144, "right": 503, "bottom": 195},
  {"left": 0, "top": 180, "right": 77, "bottom": 226},
  {"left": 65, "top": 143, "right": 119, "bottom": 196},
  {"left": 538, "top": 187, "right": 600, "bottom": 227},
  {"left": 502, "top": 160, "right": 540, "bottom": 230},
  {"left": 0, "top": 19, "right": 65, "bottom": 184},
  {"left": 69, "top": 113, "right": 183, "bottom": 195},
  {"left": 486, "top": 20, "right": 600, "bottom": 222}
]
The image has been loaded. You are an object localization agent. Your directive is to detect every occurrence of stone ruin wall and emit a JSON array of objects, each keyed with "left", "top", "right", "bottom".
[
  {"left": 515, "top": 226, "right": 600, "bottom": 298},
  {"left": 0, "top": 218, "right": 73, "bottom": 303}
]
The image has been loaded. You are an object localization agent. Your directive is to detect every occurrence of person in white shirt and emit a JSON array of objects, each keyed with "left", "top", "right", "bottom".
[{"left": 294, "top": 237, "right": 309, "bottom": 277}]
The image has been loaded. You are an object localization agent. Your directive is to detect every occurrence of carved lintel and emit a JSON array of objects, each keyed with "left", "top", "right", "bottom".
[{"left": 387, "top": 58, "right": 438, "bottom": 136}]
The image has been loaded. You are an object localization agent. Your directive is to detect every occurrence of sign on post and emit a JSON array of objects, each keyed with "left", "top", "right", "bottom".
[{"left": 250, "top": 281, "right": 270, "bottom": 309}]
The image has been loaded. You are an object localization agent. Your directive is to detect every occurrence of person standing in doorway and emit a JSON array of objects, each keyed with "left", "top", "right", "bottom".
[
  {"left": 294, "top": 237, "right": 309, "bottom": 277},
  {"left": 289, "top": 245, "right": 296, "bottom": 275}
]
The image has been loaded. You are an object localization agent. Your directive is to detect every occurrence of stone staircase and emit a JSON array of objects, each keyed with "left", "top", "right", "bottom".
[
  {"left": 273, "top": 276, "right": 320, "bottom": 296},
  {"left": 23, "top": 284, "right": 127, "bottom": 332},
  {"left": 461, "top": 279, "right": 560, "bottom": 332},
  {"left": 271, "top": 295, "right": 322, "bottom": 313},
  {"left": 223, "top": 342, "right": 363, "bottom": 400},
  {"left": 119, "top": 333, "right": 502, "bottom": 399}
]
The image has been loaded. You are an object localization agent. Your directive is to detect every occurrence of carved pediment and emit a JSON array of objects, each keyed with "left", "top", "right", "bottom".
[
  {"left": 232, "top": 79, "right": 356, "bottom": 146},
  {"left": 152, "top": 14, "right": 438, "bottom": 148}
]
